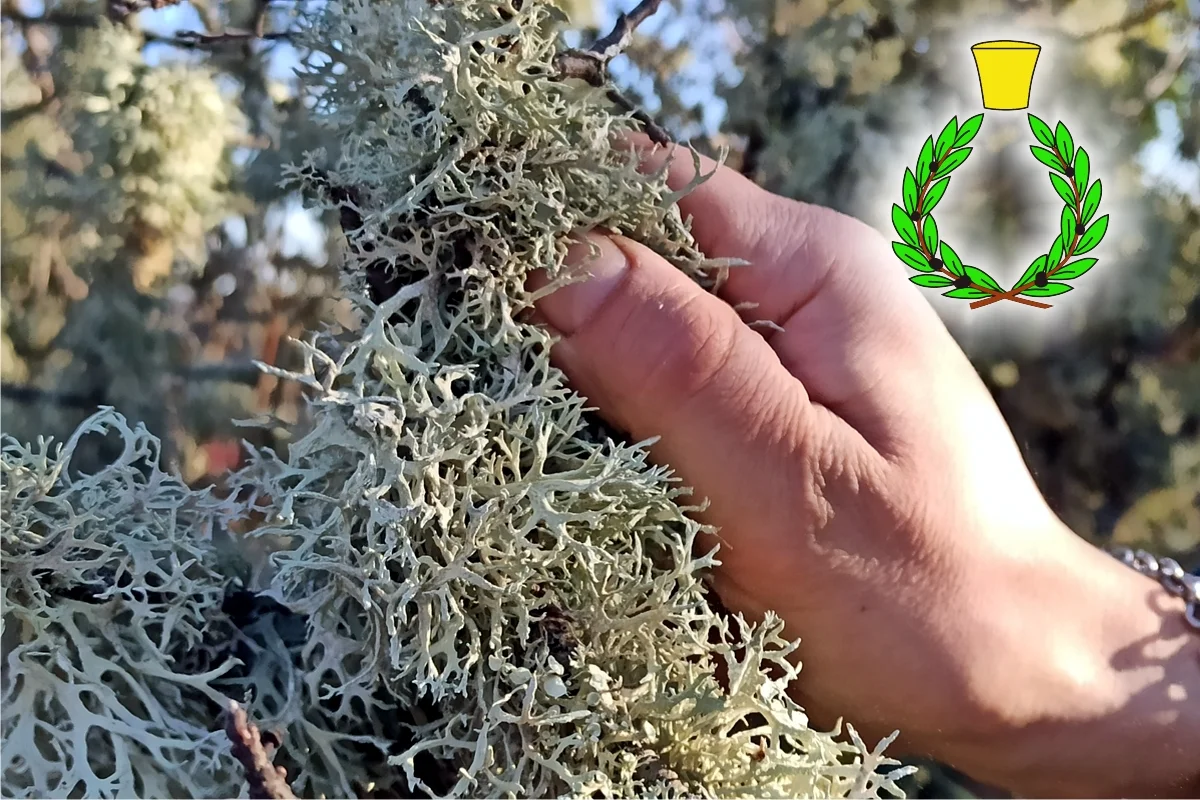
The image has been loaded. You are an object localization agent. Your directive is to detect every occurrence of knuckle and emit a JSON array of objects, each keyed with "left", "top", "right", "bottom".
[{"left": 642, "top": 294, "right": 741, "bottom": 412}]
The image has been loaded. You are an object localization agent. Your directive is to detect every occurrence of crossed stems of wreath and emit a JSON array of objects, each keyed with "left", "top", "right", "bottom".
[
  {"left": 908, "top": 171, "right": 1052, "bottom": 310},
  {"left": 908, "top": 123, "right": 1096, "bottom": 310},
  {"left": 966, "top": 132, "right": 1089, "bottom": 309}
]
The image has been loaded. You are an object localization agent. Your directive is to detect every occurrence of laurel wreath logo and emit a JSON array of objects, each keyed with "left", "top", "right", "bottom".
[{"left": 891, "top": 113, "right": 1110, "bottom": 310}]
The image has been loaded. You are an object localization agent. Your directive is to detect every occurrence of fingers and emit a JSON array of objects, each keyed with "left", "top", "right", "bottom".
[
  {"left": 628, "top": 135, "right": 948, "bottom": 451},
  {"left": 530, "top": 231, "right": 832, "bottom": 533}
]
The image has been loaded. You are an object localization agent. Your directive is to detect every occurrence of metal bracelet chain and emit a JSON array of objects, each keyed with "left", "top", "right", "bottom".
[{"left": 1106, "top": 545, "right": 1200, "bottom": 631}]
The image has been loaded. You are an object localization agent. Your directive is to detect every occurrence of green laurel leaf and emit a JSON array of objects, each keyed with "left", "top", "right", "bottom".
[
  {"left": 1028, "top": 114, "right": 1056, "bottom": 148},
  {"left": 1075, "top": 215, "right": 1109, "bottom": 255},
  {"left": 1054, "top": 122, "right": 1074, "bottom": 165},
  {"left": 943, "top": 287, "right": 991, "bottom": 299},
  {"left": 1075, "top": 148, "right": 1091, "bottom": 193},
  {"left": 892, "top": 204, "right": 920, "bottom": 248},
  {"left": 953, "top": 114, "right": 984, "bottom": 148},
  {"left": 922, "top": 177, "right": 951, "bottom": 214},
  {"left": 916, "top": 137, "right": 935, "bottom": 184},
  {"left": 933, "top": 148, "right": 971, "bottom": 180},
  {"left": 1022, "top": 282, "right": 1074, "bottom": 297},
  {"left": 1048, "top": 235, "right": 1065, "bottom": 269},
  {"left": 1054, "top": 258, "right": 1098, "bottom": 280},
  {"left": 1049, "top": 174, "right": 1076, "bottom": 206},
  {"left": 939, "top": 241, "right": 966, "bottom": 277},
  {"left": 1015, "top": 254, "right": 1049, "bottom": 288},
  {"left": 903, "top": 169, "right": 919, "bottom": 216},
  {"left": 923, "top": 215, "right": 939, "bottom": 254},
  {"left": 893, "top": 242, "right": 932, "bottom": 271},
  {"left": 911, "top": 274, "right": 953, "bottom": 288},
  {"left": 1061, "top": 206, "right": 1077, "bottom": 248},
  {"left": 1081, "top": 180, "right": 1103, "bottom": 225},
  {"left": 1030, "top": 146, "right": 1067, "bottom": 173},
  {"left": 935, "top": 117, "right": 958, "bottom": 160},
  {"left": 965, "top": 266, "right": 1002, "bottom": 292}
]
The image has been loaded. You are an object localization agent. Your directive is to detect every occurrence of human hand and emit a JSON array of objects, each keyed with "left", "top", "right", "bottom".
[{"left": 529, "top": 137, "right": 1200, "bottom": 798}]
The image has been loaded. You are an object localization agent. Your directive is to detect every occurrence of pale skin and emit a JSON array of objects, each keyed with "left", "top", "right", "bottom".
[{"left": 528, "top": 137, "right": 1200, "bottom": 798}]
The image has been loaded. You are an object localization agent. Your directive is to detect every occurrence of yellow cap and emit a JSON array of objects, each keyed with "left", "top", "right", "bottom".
[{"left": 971, "top": 40, "right": 1041, "bottom": 110}]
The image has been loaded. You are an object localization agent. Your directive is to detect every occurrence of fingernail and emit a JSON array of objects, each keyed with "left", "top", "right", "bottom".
[{"left": 536, "top": 233, "right": 630, "bottom": 336}]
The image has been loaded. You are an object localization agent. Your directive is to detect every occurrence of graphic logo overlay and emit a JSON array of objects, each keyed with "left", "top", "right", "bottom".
[{"left": 891, "top": 41, "right": 1110, "bottom": 310}]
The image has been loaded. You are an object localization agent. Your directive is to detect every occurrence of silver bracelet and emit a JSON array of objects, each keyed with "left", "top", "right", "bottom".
[{"left": 1106, "top": 545, "right": 1200, "bottom": 631}]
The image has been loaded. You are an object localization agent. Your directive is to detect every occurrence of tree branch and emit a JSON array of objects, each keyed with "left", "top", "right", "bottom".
[
  {"left": 224, "top": 700, "right": 296, "bottom": 800},
  {"left": 552, "top": 0, "right": 672, "bottom": 144},
  {"left": 0, "top": 9, "right": 293, "bottom": 49}
]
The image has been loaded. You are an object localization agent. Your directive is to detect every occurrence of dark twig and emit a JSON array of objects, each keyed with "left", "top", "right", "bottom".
[
  {"left": 161, "top": 27, "right": 291, "bottom": 48},
  {"left": 552, "top": 0, "right": 672, "bottom": 144},
  {"left": 0, "top": 9, "right": 293, "bottom": 48},
  {"left": 224, "top": 700, "right": 296, "bottom": 800}
]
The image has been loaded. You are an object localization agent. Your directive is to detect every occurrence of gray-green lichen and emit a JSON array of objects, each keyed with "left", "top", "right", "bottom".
[
  {"left": 1, "top": 0, "right": 914, "bottom": 796},
  {"left": 0, "top": 411, "right": 244, "bottom": 798},
  {"left": 234, "top": 0, "right": 909, "bottom": 795}
]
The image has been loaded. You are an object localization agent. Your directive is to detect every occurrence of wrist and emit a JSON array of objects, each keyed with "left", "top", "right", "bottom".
[{"left": 951, "top": 530, "right": 1200, "bottom": 798}]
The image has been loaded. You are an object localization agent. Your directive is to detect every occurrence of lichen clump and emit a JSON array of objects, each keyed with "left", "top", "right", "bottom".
[{"left": 2, "top": 0, "right": 911, "bottom": 796}]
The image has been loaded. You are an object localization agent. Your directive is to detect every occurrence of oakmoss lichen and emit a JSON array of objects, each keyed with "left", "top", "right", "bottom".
[{"left": 2, "top": 0, "right": 913, "bottom": 796}]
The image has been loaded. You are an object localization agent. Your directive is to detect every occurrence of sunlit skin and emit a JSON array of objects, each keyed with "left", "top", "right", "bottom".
[{"left": 529, "top": 135, "right": 1200, "bottom": 799}]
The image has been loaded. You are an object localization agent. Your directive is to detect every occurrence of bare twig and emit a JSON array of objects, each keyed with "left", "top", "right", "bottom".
[
  {"left": 161, "top": 27, "right": 291, "bottom": 48},
  {"left": 590, "top": 0, "right": 666, "bottom": 60},
  {"left": 224, "top": 700, "right": 296, "bottom": 800},
  {"left": 0, "top": 9, "right": 293, "bottom": 48},
  {"left": 552, "top": 0, "right": 672, "bottom": 144}
]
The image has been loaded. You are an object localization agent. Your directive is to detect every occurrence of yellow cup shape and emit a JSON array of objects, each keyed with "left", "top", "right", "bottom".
[{"left": 971, "top": 40, "right": 1041, "bottom": 110}]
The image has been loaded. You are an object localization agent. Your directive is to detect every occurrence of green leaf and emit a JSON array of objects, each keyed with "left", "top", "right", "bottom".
[
  {"left": 892, "top": 204, "right": 920, "bottom": 248},
  {"left": 1081, "top": 180, "right": 1103, "bottom": 225},
  {"left": 1054, "top": 258, "right": 1098, "bottom": 280},
  {"left": 935, "top": 117, "right": 958, "bottom": 161},
  {"left": 1015, "top": 254, "right": 1049, "bottom": 288},
  {"left": 902, "top": 169, "right": 919, "bottom": 216},
  {"left": 911, "top": 274, "right": 953, "bottom": 288},
  {"left": 1075, "top": 215, "right": 1109, "bottom": 255},
  {"left": 923, "top": 215, "right": 939, "bottom": 254},
  {"left": 943, "top": 287, "right": 991, "bottom": 299},
  {"left": 1054, "top": 122, "right": 1074, "bottom": 165},
  {"left": 916, "top": 137, "right": 935, "bottom": 184},
  {"left": 1074, "top": 148, "right": 1090, "bottom": 193},
  {"left": 1030, "top": 146, "right": 1066, "bottom": 173},
  {"left": 933, "top": 148, "right": 971, "bottom": 180},
  {"left": 1048, "top": 235, "right": 1065, "bottom": 269},
  {"left": 1049, "top": 174, "right": 1076, "bottom": 206},
  {"left": 965, "top": 266, "right": 1002, "bottom": 291},
  {"left": 939, "top": 241, "right": 965, "bottom": 277},
  {"left": 1021, "top": 282, "right": 1074, "bottom": 297},
  {"left": 953, "top": 114, "right": 984, "bottom": 148},
  {"left": 1028, "top": 114, "right": 1055, "bottom": 148},
  {"left": 922, "top": 177, "right": 951, "bottom": 214},
  {"left": 1061, "top": 206, "right": 1077, "bottom": 248},
  {"left": 893, "top": 242, "right": 932, "bottom": 271}
]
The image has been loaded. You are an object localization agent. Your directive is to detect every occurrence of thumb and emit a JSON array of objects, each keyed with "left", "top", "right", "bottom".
[{"left": 530, "top": 232, "right": 819, "bottom": 533}]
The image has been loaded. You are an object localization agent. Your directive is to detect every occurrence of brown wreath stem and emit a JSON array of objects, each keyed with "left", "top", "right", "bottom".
[
  {"left": 552, "top": 0, "right": 672, "bottom": 145},
  {"left": 224, "top": 700, "right": 297, "bottom": 800},
  {"left": 910, "top": 160, "right": 1052, "bottom": 310},
  {"left": 969, "top": 140, "right": 1085, "bottom": 310}
]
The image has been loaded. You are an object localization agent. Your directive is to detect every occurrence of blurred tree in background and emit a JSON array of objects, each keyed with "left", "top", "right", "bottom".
[{"left": 0, "top": 0, "right": 1196, "bottom": 796}]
